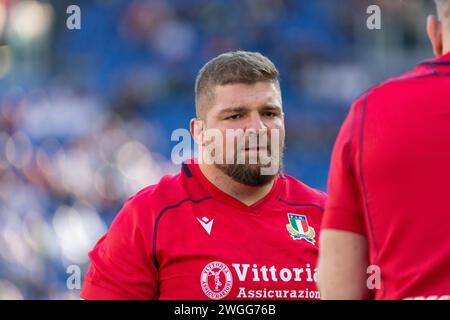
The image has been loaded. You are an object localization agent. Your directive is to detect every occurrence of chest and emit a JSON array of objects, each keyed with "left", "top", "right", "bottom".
[{"left": 155, "top": 200, "right": 321, "bottom": 300}]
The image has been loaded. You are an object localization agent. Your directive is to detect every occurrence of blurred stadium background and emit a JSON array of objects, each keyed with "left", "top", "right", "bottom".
[{"left": 0, "top": 0, "right": 437, "bottom": 299}]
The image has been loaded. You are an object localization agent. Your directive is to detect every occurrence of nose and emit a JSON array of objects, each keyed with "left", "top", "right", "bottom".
[{"left": 247, "top": 112, "right": 266, "bottom": 132}]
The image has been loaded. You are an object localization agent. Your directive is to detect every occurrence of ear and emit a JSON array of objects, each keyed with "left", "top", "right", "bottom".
[
  {"left": 427, "top": 15, "right": 444, "bottom": 57},
  {"left": 190, "top": 118, "right": 205, "bottom": 146}
]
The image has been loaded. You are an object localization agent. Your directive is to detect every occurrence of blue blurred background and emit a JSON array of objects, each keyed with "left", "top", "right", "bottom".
[{"left": 0, "top": 0, "right": 437, "bottom": 299}]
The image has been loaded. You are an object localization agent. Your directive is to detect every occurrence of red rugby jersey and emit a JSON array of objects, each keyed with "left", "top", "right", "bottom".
[
  {"left": 322, "top": 53, "right": 450, "bottom": 300},
  {"left": 81, "top": 159, "right": 326, "bottom": 300}
]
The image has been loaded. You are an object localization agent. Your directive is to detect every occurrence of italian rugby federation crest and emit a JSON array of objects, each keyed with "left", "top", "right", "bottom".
[{"left": 286, "top": 213, "right": 316, "bottom": 244}]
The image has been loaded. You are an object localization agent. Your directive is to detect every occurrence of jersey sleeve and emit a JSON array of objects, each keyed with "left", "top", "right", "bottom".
[
  {"left": 81, "top": 196, "right": 158, "bottom": 299},
  {"left": 321, "top": 98, "right": 367, "bottom": 235}
]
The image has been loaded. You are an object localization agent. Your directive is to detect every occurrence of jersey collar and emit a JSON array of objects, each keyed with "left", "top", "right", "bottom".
[
  {"left": 418, "top": 51, "right": 450, "bottom": 67},
  {"left": 183, "top": 158, "right": 283, "bottom": 212}
]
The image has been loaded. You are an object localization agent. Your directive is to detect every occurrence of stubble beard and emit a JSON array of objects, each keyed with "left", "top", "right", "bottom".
[{"left": 214, "top": 143, "right": 285, "bottom": 187}]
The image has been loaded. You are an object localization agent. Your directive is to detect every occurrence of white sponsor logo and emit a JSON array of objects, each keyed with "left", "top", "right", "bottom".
[
  {"left": 237, "top": 287, "right": 321, "bottom": 299},
  {"left": 232, "top": 263, "right": 318, "bottom": 283},
  {"left": 200, "top": 261, "right": 233, "bottom": 300},
  {"left": 200, "top": 262, "right": 319, "bottom": 300}
]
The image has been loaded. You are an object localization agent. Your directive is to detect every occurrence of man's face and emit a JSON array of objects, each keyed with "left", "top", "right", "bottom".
[{"left": 199, "top": 81, "right": 285, "bottom": 186}]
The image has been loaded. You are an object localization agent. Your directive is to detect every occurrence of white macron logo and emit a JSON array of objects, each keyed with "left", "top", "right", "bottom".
[{"left": 197, "top": 216, "right": 214, "bottom": 235}]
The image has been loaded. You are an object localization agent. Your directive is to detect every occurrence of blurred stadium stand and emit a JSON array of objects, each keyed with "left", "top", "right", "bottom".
[{"left": 0, "top": 0, "right": 437, "bottom": 299}]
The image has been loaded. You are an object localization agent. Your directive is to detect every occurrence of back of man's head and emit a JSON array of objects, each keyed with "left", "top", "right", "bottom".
[
  {"left": 435, "top": 0, "right": 450, "bottom": 23},
  {"left": 428, "top": 0, "right": 450, "bottom": 55}
]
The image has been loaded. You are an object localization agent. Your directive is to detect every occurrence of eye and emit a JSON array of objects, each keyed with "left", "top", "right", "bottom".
[
  {"left": 225, "top": 114, "right": 242, "bottom": 120},
  {"left": 263, "top": 111, "right": 277, "bottom": 118}
]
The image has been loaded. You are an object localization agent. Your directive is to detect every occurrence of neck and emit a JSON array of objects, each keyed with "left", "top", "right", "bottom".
[
  {"left": 199, "top": 163, "right": 275, "bottom": 206},
  {"left": 443, "top": 24, "right": 450, "bottom": 54},
  {"left": 444, "top": 40, "right": 450, "bottom": 55}
]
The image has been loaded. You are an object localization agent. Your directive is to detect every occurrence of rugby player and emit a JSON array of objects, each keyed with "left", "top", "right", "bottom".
[
  {"left": 318, "top": 1, "right": 450, "bottom": 300},
  {"left": 81, "top": 51, "right": 326, "bottom": 300}
]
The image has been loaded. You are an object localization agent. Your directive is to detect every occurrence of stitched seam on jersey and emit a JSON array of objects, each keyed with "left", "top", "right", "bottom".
[
  {"left": 182, "top": 162, "right": 193, "bottom": 177},
  {"left": 418, "top": 60, "right": 450, "bottom": 66},
  {"left": 152, "top": 196, "right": 213, "bottom": 269},
  {"left": 358, "top": 93, "right": 378, "bottom": 253},
  {"left": 277, "top": 198, "right": 324, "bottom": 212},
  {"left": 358, "top": 93, "right": 386, "bottom": 299},
  {"left": 353, "top": 71, "right": 450, "bottom": 105},
  {"left": 382, "top": 71, "right": 450, "bottom": 85},
  {"left": 347, "top": 104, "right": 357, "bottom": 175},
  {"left": 152, "top": 196, "right": 213, "bottom": 299}
]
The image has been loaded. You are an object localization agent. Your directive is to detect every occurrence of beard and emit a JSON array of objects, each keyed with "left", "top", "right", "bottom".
[{"left": 214, "top": 143, "right": 285, "bottom": 187}]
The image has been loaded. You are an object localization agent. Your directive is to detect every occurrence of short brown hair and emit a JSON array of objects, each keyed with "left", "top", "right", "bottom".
[{"left": 195, "top": 51, "right": 280, "bottom": 119}]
